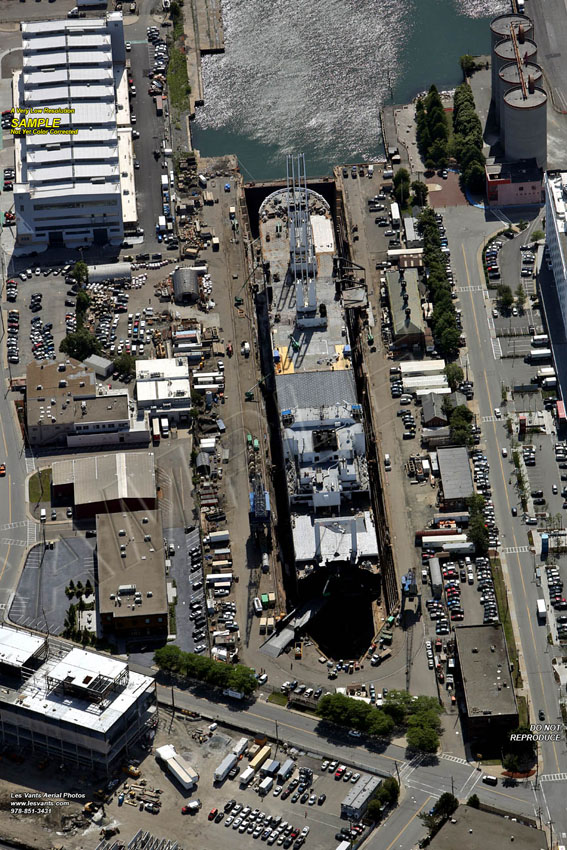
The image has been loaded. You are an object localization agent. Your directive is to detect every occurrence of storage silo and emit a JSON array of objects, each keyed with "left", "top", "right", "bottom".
[
  {"left": 493, "top": 37, "right": 537, "bottom": 121},
  {"left": 502, "top": 81, "right": 547, "bottom": 168},
  {"left": 498, "top": 62, "right": 543, "bottom": 139},
  {"left": 490, "top": 14, "right": 534, "bottom": 106}
]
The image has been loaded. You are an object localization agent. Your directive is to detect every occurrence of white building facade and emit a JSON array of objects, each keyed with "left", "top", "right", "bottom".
[{"left": 13, "top": 13, "right": 133, "bottom": 254}]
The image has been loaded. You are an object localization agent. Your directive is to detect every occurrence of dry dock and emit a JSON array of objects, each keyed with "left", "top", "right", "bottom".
[{"left": 184, "top": 0, "right": 225, "bottom": 117}]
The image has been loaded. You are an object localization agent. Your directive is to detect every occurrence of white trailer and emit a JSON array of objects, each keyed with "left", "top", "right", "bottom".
[
  {"left": 214, "top": 754, "right": 238, "bottom": 783},
  {"left": 155, "top": 744, "right": 199, "bottom": 790}
]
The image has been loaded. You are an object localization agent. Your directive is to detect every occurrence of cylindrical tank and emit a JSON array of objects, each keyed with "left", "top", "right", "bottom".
[
  {"left": 502, "top": 84, "right": 547, "bottom": 168},
  {"left": 490, "top": 13, "right": 533, "bottom": 50},
  {"left": 490, "top": 14, "right": 534, "bottom": 104},
  {"left": 498, "top": 62, "right": 543, "bottom": 134},
  {"left": 492, "top": 38, "right": 538, "bottom": 120}
]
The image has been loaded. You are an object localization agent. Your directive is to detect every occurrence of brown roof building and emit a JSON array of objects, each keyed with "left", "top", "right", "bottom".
[
  {"left": 96, "top": 510, "right": 168, "bottom": 638},
  {"left": 51, "top": 452, "right": 156, "bottom": 519},
  {"left": 25, "top": 359, "right": 148, "bottom": 448}
]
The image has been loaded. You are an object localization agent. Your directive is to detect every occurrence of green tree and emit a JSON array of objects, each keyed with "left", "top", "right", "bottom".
[
  {"left": 460, "top": 54, "right": 477, "bottom": 77},
  {"left": 463, "top": 161, "right": 486, "bottom": 193},
  {"left": 497, "top": 284, "right": 514, "bottom": 311},
  {"left": 532, "top": 229, "right": 544, "bottom": 242},
  {"left": 113, "top": 352, "right": 136, "bottom": 377},
  {"left": 433, "top": 793, "right": 459, "bottom": 819},
  {"left": 393, "top": 168, "right": 411, "bottom": 206},
  {"left": 406, "top": 723, "right": 440, "bottom": 753},
  {"left": 75, "top": 289, "right": 90, "bottom": 328},
  {"left": 411, "top": 180, "right": 429, "bottom": 207},
  {"left": 502, "top": 753, "right": 520, "bottom": 772},
  {"left": 467, "top": 794, "right": 480, "bottom": 809},
  {"left": 59, "top": 328, "right": 102, "bottom": 361},
  {"left": 515, "top": 284, "right": 526, "bottom": 312},
  {"left": 438, "top": 325, "right": 462, "bottom": 357},
  {"left": 444, "top": 363, "right": 464, "bottom": 391},
  {"left": 72, "top": 261, "right": 88, "bottom": 287}
]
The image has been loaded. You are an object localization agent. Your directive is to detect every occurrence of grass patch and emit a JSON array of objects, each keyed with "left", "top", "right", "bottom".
[
  {"left": 268, "top": 692, "right": 288, "bottom": 707},
  {"left": 517, "top": 695, "right": 529, "bottom": 728},
  {"left": 28, "top": 468, "right": 52, "bottom": 503},
  {"left": 168, "top": 45, "right": 191, "bottom": 111},
  {"left": 491, "top": 559, "right": 523, "bottom": 688},
  {"left": 168, "top": 602, "right": 177, "bottom": 636}
]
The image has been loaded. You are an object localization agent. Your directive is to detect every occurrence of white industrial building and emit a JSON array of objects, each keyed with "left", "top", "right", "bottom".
[
  {"left": 13, "top": 13, "right": 135, "bottom": 254},
  {"left": 135, "top": 357, "right": 193, "bottom": 423},
  {"left": 545, "top": 171, "right": 567, "bottom": 330},
  {"left": 0, "top": 625, "right": 156, "bottom": 772}
]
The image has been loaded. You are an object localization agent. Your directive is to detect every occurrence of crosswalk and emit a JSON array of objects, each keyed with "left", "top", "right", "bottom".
[
  {"left": 439, "top": 753, "right": 469, "bottom": 765},
  {"left": 491, "top": 338, "right": 502, "bottom": 359},
  {"left": 456, "top": 285, "right": 485, "bottom": 293},
  {"left": 482, "top": 415, "right": 499, "bottom": 423},
  {"left": 26, "top": 522, "right": 37, "bottom": 545},
  {"left": 539, "top": 772, "right": 567, "bottom": 782},
  {"left": 501, "top": 545, "right": 531, "bottom": 554},
  {"left": 25, "top": 453, "right": 36, "bottom": 474}
]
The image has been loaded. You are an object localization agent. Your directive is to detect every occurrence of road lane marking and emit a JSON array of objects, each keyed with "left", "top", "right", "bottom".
[
  {"left": 540, "top": 773, "right": 567, "bottom": 782},
  {"left": 501, "top": 546, "right": 531, "bottom": 554},
  {"left": 491, "top": 338, "right": 502, "bottom": 359},
  {"left": 382, "top": 796, "right": 432, "bottom": 850},
  {"left": 0, "top": 414, "right": 7, "bottom": 457},
  {"left": 462, "top": 243, "right": 562, "bottom": 775},
  {"left": 0, "top": 545, "right": 10, "bottom": 584}
]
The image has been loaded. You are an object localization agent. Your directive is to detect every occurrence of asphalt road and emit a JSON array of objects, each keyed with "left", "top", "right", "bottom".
[
  {"left": 156, "top": 683, "right": 552, "bottom": 847},
  {"left": 445, "top": 208, "right": 567, "bottom": 839}
]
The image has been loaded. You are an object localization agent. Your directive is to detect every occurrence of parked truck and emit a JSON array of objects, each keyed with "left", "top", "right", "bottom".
[
  {"left": 258, "top": 777, "right": 274, "bottom": 797},
  {"left": 223, "top": 688, "right": 244, "bottom": 701},
  {"left": 429, "top": 557, "right": 443, "bottom": 600},
  {"left": 537, "top": 598, "right": 547, "bottom": 623},
  {"left": 214, "top": 754, "right": 238, "bottom": 784},
  {"left": 239, "top": 766, "right": 255, "bottom": 787},
  {"left": 528, "top": 348, "right": 552, "bottom": 363}
]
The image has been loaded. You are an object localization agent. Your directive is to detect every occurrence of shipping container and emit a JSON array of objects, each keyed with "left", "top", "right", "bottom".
[
  {"left": 249, "top": 745, "right": 271, "bottom": 772},
  {"left": 277, "top": 758, "right": 295, "bottom": 783},
  {"left": 214, "top": 754, "right": 238, "bottom": 783}
]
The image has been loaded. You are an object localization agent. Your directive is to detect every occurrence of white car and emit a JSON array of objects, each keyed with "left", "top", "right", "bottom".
[
  {"left": 494, "top": 407, "right": 501, "bottom": 418},
  {"left": 492, "top": 308, "right": 498, "bottom": 317},
  {"left": 125, "top": 42, "right": 132, "bottom": 51},
  {"left": 301, "top": 827, "right": 310, "bottom": 837},
  {"left": 501, "top": 447, "right": 508, "bottom": 457},
  {"left": 348, "top": 729, "right": 361, "bottom": 738}
]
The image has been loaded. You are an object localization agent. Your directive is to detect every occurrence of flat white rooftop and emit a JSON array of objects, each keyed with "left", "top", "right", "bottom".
[
  {"left": 293, "top": 510, "right": 378, "bottom": 564},
  {"left": 0, "top": 624, "right": 45, "bottom": 669},
  {"left": 136, "top": 357, "right": 190, "bottom": 382}
]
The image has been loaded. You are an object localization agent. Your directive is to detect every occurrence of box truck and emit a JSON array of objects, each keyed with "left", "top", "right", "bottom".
[
  {"left": 239, "top": 766, "right": 255, "bottom": 787},
  {"left": 259, "top": 777, "right": 273, "bottom": 796}
]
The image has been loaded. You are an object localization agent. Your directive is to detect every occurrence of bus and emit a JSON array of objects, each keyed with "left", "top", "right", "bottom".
[
  {"left": 160, "top": 417, "right": 169, "bottom": 437},
  {"left": 152, "top": 419, "right": 160, "bottom": 445}
]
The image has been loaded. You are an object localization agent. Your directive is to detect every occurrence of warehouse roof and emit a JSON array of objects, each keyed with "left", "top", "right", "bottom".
[
  {"left": 276, "top": 369, "right": 357, "bottom": 411},
  {"left": 386, "top": 268, "right": 424, "bottom": 338},
  {"left": 437, "top": 446, "right": 473, "bottom": 501},
  {"left": 173, "top": 266, "right": 205, "bottom": 301},
  {"left": 52, "top": 452, "right": 156, "bottom": 506},
  {"left": 428, "top": 805, "right": 543, "bottom": 850},
  {"left": 455, "top": 625, "right": 517, "bottom": 718},
  {"left": 96, "top": 510, "right": 167, "bottom": 619}
]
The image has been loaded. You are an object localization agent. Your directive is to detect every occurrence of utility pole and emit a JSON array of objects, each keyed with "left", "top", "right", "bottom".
[
  {"left": 451, "top": 776, "right": 454, "bottom": 796},
  {"left": 393, "top": 761, "right": 401, "bottom": 785},
  {"left": 275, "top": 720, "right": 279, "bottom": 756}
]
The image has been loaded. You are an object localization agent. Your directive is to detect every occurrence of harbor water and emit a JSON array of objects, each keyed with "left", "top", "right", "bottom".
[{"left": 191, "top": 0, "right": 508, "bottom": 180}]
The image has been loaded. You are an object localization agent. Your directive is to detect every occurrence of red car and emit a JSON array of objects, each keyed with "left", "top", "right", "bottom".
[
  {"left": 0, "top": 464, "right": 5, "bottom": 477},
  {"left": 208, "top": 808, "right": 218, "bottom": 821}
]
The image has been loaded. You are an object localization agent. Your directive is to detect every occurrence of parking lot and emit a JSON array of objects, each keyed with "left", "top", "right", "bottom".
[
  {"left": 9, "top": 536, "right": 96, "bottom": 635},
  {"left": 80, "top": 716, "right": 376, "bottom": 850}
]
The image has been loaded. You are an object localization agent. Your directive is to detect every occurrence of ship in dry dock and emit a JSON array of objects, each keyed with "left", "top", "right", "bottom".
[{"left": 257, "top": 154, "right": 378, "bottom": 595}]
